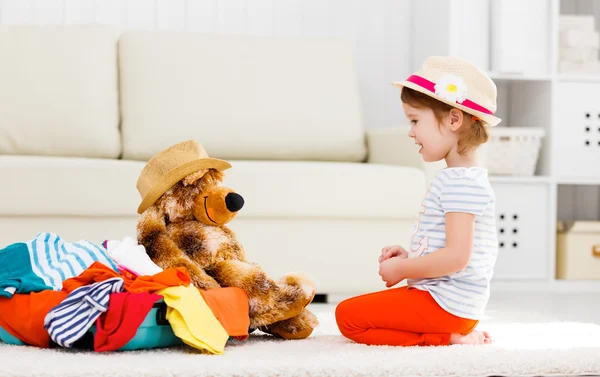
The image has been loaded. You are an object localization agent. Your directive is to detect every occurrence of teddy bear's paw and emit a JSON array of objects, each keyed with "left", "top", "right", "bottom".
[
  {"left": 278, "top": 271, "right": 317, "bottom": 301},
  {"left": 193, "top": 278, "right": 221, "bottom": 290},
  {"left": 188, "top": 271, "right": 221, "bottom": 290},
  {"left": 258, "top": 309, "right": 319, "bottom": 340}
]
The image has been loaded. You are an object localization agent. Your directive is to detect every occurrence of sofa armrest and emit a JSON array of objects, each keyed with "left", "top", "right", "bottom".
[{"left": 366, "top": 127, "right": 446, "bottom": 185}]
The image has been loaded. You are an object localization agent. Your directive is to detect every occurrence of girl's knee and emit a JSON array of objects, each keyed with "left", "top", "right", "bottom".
[
  {"left": 334, "top": 300, "right": 348, "bottom": 323},
  {"left": 334, "top": 299, "right": 354, "bottom": 335}
]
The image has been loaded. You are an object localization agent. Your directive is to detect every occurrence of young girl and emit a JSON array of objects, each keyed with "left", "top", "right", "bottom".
[{"left": 335, "top": 56, "right": 501, "bottom": 346}]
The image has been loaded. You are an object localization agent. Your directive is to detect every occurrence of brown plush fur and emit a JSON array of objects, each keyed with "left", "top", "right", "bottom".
[{"left": 136, "top": 169, "right": 319, "bottom": 339}]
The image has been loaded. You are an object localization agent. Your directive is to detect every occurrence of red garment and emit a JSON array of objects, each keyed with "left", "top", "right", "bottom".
[
  {"left": 0, "top": 290, "right": 67, "bottom": 348},
  {"left": 200, "top": 288, "right": 250, "bottom": 341},
  {"left": 61, "top": 261, "right": 123, "bottom": 293},
  {"left": 94, "top": 292, "right": 161, "bottom": 352},
  {"left": 127, "top": 267, "right": 190, "bottom": 294},
  {"left": 335, "top": 286, "right": 478, "bottom": 346},
  {"left": 61, "top": 261, "right": 190, "bottom": 294}
]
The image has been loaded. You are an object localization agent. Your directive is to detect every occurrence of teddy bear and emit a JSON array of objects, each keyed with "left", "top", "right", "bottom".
[{"left": 134, "top": 140, "right": 319, "bottom": 340}]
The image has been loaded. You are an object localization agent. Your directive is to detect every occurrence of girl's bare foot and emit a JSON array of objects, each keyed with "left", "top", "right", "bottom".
[{"left": 450, "top": 330, "right": 492, "bottom": 345}]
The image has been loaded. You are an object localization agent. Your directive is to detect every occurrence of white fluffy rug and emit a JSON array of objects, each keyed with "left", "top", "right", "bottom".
[{"left": 1, "top": 304, "right": 600, "bottom": 377}]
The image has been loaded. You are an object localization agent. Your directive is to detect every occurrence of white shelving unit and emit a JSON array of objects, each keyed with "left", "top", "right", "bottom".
[{"left": 413, "top": 0, "right": 600, "bottom": 291}]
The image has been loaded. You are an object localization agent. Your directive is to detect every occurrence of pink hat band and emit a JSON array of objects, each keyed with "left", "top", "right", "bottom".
[{"left": 406, "top": 75, "right": 495, "bottom": 116}]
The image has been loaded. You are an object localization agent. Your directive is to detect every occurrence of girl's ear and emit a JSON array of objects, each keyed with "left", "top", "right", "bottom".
[{"left": 448, "top": 108, "right": 463, "bottom": 131}]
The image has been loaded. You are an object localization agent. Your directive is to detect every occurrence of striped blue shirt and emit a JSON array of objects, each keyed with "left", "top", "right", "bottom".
[
  {"left": 408, "top": 167, "right": 498, "bottom": 320},
  {"left": 44, "top": 277, "right": 124, "bottom": 348},
  {"left": 25, "top": 232, "right": 118, "bottom": 290}
]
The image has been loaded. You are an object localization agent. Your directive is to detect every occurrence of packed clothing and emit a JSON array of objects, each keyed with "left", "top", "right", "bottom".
[{"left": 0, "top": 233, "right": 250, "bottom": 354}]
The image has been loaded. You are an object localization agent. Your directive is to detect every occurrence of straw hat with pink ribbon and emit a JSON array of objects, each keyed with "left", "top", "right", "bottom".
[{"left": 393, "top": 56, "right": 502, "bottom": 127}]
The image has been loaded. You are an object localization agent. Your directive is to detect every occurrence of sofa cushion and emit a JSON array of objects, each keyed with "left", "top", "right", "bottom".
[
  {"left": 0, "top": 25, "right": 121, "bottom": 159},
  {"left": 118, "top": 31, "right": 367, "bottom": 163},
  {"left": 0, "top": 156, "right": 141, "bottom": 217},
  {"left": 0, "top": 157, "right": 424, "bottom": 220},
  {"left": 225, "top": 161, "right": 425, "bottom": 220}
]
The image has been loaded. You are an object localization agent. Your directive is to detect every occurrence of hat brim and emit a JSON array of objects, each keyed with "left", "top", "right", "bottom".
[
  {"left": 137, "top": 157, "right": 231, "bottom": 214},
  {"left": 392, "top": 81, "right": 502, "bottom": 127}
]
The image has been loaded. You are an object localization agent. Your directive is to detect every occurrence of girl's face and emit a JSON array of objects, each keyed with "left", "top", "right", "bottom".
[{"left": 402, "top": 102, "right": 461, "bottom": 163}]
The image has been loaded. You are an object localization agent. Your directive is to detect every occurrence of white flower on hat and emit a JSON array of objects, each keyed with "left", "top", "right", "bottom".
[{"left": 434, "top": 74, "right": 468, "bottom": 104}]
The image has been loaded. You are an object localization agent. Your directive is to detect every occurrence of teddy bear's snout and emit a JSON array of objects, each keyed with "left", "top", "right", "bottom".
[{"left": 225, "top": 192, "right": 244, "bottom": 212}]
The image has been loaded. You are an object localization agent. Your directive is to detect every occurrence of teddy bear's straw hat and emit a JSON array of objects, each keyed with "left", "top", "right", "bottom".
[
  {"left": 392, "top": 56, "right": 501, "bottom": 127},
  {"left": 136, "top": 140, "right": 231, "bottom": 214}
]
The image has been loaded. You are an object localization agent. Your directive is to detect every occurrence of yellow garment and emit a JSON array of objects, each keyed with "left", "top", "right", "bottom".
[{"left": 157, "top": 286, "right": 229, "bottom": 354}]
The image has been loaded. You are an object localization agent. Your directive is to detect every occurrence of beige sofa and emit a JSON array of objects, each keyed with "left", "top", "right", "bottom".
[{"left": 0, "top": 25, "right": 442, "bottom": 297}]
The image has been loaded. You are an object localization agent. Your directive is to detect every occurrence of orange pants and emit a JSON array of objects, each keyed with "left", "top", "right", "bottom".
[{"left": 335, "top": 286, "right": 478, "bottom": 346}]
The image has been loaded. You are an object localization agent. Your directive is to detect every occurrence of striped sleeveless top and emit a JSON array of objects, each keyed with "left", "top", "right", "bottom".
[{"left": 408, "top": 167, "right": 498, "bottom": 320}]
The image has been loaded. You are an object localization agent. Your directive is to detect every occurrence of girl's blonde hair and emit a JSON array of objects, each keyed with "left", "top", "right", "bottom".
[{"left": 401, "top": 87, "right": 488, "bottom": 155}]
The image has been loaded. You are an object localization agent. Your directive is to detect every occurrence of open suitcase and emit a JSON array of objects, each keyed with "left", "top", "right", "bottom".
[{"left": 0, "top": 299, "right": 183, "bottom": 351}]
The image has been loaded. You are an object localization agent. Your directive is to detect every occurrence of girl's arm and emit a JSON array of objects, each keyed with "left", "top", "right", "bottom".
[{"left": 401, "top": 212, "right": 475, "bottom": 279}]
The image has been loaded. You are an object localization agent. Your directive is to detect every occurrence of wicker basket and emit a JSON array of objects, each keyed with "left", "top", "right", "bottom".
[{"left": 486, "top": 127, "right": 545, "bottom": 176}]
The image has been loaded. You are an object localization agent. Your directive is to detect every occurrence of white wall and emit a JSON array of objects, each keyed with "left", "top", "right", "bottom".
[{"left": 0, "top": 0, "right": 413, "bottom": 130}]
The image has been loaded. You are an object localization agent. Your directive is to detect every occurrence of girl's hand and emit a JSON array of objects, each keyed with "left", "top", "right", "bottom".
[
  {"left": 378, "top": 257, "right": 406, "bottom": 288},
  {"left": 378, "top": 245, "right": 408, "bottom": 263}
]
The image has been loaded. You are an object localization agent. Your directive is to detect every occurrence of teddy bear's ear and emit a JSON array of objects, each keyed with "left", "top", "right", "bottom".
[
  {"left": 136, "top": 203, "right": 168, "bottom": 255},
  {"left": 182, "top": 169, "right": 208, "bottom": 186}
]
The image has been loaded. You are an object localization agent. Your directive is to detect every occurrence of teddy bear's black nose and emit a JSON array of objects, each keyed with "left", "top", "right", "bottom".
[{"left": 225, "top": 193, "right": 244, "bottom": 212}]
